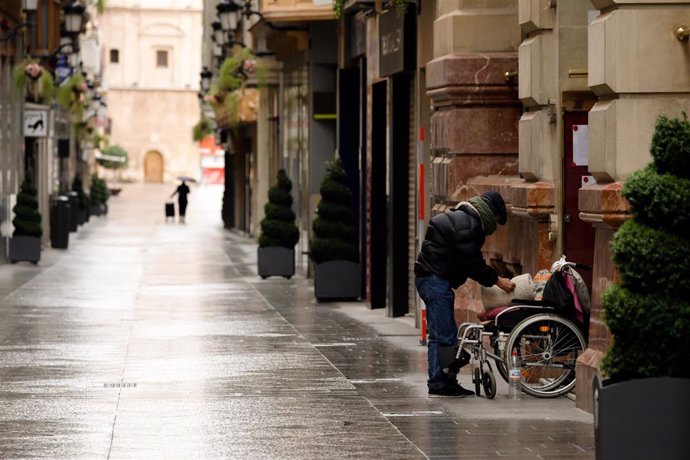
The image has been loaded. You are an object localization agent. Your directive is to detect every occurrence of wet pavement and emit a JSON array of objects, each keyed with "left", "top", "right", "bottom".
[{"left": 0, "top": 184, "right": 594, "bottom": 459}]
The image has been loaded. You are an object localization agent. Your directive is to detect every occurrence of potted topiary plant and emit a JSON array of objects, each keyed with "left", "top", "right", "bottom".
[
  {"left": 90, "top": 174, "right": 109, "bottom": 216},
  {"left": 257, "top": 169, "right": 299, "bottom": 279},
  {"left": 594, "top": 114, "right": 690, "bottom": 459},
  {"left": 9, "top": 176, "right": 42, "bottom": 264},
  {"left": 310, "top": 158, "right": 361, "bottom": 301}
]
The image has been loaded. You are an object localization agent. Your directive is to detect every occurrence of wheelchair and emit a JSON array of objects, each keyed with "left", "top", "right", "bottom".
[{"left": 455, "top": 259, "right": 589, "bottom": 399}]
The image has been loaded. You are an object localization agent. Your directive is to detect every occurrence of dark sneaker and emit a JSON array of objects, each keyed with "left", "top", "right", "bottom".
[{"left": 428, "top": 384, "right": 475, "bottom": 398}]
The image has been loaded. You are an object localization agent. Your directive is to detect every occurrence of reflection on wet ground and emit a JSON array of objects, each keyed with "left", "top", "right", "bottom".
[{"left": 0, "top": 184, "right": 593, "bottom": 459}]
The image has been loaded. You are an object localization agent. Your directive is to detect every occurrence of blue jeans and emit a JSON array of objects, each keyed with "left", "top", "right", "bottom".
[{"left": 415, "top": 274, "right": 458, "bottom": 390}]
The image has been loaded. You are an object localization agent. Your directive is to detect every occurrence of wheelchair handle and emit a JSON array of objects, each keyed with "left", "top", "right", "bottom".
[{"left": 559, "top": 261, "right": 592, "bottom": 271}]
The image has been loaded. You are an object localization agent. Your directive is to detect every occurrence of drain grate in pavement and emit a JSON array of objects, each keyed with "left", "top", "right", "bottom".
[
  {"left": 313, "top": 343, "right": 357, "bottom": 348},
  {"left": 103, "top": 382, "right": 137, "bottom": 388}
]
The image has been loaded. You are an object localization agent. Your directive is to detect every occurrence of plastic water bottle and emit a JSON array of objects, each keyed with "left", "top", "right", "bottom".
[{"left": 508, "top": 350, "right": 522, "bottom": 400}]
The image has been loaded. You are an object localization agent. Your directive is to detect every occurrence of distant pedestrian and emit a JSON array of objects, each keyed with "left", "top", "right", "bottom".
[
  {"left": 170, "top": 180, "right": 191, "bottom": 223},
  {"left": 415, "top": 191, "right": 515, "bottom": 397}
]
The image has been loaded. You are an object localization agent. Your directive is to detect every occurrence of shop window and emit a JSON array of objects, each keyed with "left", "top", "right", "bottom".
[{"left": 29, "top": 0, "right": 60, "bottom": 55}]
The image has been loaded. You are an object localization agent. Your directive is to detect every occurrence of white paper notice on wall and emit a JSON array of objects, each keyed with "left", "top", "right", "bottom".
[
  {"left": 581, "top": 175, "right": 596, "bottom": 188},
  {"left": 573, "top": 124, "right": 589, "bottom": 166}
]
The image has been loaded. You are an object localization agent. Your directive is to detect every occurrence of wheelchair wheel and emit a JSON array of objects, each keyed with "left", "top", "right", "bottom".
[
  {"left": 474, "top": 367, "right": 481, "bottom": 396},
  {"left": 494, "top": 353, "right": 509, "bottom": 384},
  {"left": 504, "top": 314, "right": 586, "bottom": 398},
  {"left": 482, "top": 371, "right": 496, "bottom": 399}
]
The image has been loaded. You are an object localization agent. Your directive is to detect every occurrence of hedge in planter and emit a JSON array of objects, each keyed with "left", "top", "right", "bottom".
[
  {"left": 9, "top": 176, "right": 42, "bottom": 264},
  {"left": 310, "top": 158, "right": 358, "bottom": 265},
  {"left": 257, "top": 170, "right": 299, "bottom": 279},
  {"left": 596, "top": 114, "right": 690, "bottom": 459},
  {"left": 310, "top": 158, "right": 360, "bottom": 300},
  {"left": 602, "top": 114, "right": 690, "bottom": 381},
  {"left": 90, "top": 175, "right": 109, "bottom": 216}
]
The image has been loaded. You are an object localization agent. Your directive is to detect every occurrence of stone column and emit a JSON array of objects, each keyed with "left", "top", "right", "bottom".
[
  {"left": 515, "top": 0, "right": 592, "bottom": 274},
  {"left": 577, "top": 0, "right": 690, "bottom": 412},
  {"left": 426, "top": 1, "right": 521, "bottom": 321}
]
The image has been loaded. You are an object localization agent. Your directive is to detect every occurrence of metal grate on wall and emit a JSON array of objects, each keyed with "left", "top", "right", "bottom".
[{"left": 407, "top": 76, "right": 417, "bottom": 317}]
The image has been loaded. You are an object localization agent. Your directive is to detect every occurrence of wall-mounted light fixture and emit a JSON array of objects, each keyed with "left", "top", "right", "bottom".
[
  {"left": 212, "top": 20, "right": 226, "bottom": 45},
  {"left": 200, "top": 67, "right": 212, "bottom": 92},
  {"left": 63, "top": 1, "right": 86, "bottom": 35},
  {"left": 216, "top": 0, "right": 241, "bottom": 34}
]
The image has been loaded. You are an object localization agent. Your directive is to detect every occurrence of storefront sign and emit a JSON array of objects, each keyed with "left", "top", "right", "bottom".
[
  {"left": 24, "top": 109, "right": 48, "bottom": 138},
  {"left": 379, "top": 7, "right": 414, "bottom": 77}
]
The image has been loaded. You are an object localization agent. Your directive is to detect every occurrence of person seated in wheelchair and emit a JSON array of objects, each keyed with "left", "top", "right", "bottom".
[{"left": 415, "top": 191, "right": 515, "bottom": 397}]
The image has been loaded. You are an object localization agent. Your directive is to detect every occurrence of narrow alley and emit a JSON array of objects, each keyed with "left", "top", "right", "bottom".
[{"left": 0, "top": 184, "right": 593, "bottom": 459}]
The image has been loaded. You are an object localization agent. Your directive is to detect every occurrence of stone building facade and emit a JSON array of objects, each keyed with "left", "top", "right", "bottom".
[
  {"left": 101, "top": 0, "right": 202, "bottom": 183},
  {"left": 428, "top": 0, "right": 690, "bottom": 411}
]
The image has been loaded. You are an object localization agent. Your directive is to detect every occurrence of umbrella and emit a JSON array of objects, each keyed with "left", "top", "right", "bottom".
[{"left": 177, "top": 176, "right": 197, "bottom": 183}]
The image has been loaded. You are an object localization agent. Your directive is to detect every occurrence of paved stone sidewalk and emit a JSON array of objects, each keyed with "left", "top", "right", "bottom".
[{"left": 0, "top": 184, "right": 594, "bottom": 459}]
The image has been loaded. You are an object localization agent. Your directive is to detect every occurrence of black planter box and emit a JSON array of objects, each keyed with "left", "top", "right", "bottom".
[
  {"left": 8, "top": 236, "right": 41, "bottom": 264},
  {"left": 258, "top": 247, "right": 295, "bottom": 279},
  {"left": 594, "top": 376, "right": 690, "bottom": 460},
  {"left": 314, "top": 260, "right": 361, "bottom": 301}
]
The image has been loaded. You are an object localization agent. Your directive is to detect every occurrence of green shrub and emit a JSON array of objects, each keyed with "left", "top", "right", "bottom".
[
  {"left": 623, "top": 165, "right": 690, "bottom": 236},
  {"left": 312, "top": 219, "right": 357, "bottom": 243},
  {"left": 603, "top": 113, "right": 690, "bottom": 382},
  {"left": 310, "top": 158, "right": 359, "bottom": 264},
  {"left": 98, "top": 144, "right": 129, "bottom": 169},
  {"left": 649, "top": 114, "right": 690, "bottom": 178},
  {"left": 602, "top": 286, "right": 690, "bottom": 382},
  {"left": 12, "top": 176, "right": 42, "bottom": 238},
  {"left": 264, "top": 203, "right": 295, "bottom": 222},
  {"left": 90, "top": 175, "right": 109, "bottom": 205},
  {"left": 258, "top": 169, "right": 299, "bottom": 249},
  {"left": 315, "top": 202, "right": 354, "bottom": 224},
  {"left": 319, "top": 179, "right": 352, "bottom": 206},
  {"left": 267, "top": 187, "right": 292, "bottom": 208},
  {"left": 611, "top": 220, "right": 690, "bottom": 297},
  {"left": 192, "top": 116, "right": 213, "bottom": 142}
]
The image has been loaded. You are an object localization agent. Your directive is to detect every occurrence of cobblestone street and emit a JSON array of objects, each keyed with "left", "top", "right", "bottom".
[{"left": 0, "top": 184, "right": 594, "bottom": 459}]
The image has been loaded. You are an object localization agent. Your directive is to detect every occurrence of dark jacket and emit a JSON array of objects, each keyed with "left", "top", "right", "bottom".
[{"left": 414, "top": 204, "right": 498, "bottom": 289}]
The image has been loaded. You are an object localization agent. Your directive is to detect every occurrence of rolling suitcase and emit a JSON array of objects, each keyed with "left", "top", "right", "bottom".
[{"left": 165, "top": 202, "right": 175, "bottom": 220}]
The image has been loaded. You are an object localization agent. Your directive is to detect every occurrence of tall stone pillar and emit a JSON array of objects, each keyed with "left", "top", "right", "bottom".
[
  {"left": 426, "top": 1, "right": 521, "bottom": 321},
  {"left": 515, "top": 0, "right": 593, "bottom": 277},
  {"left": 577, "top": 0, "right": 690, "bottom": 412}
]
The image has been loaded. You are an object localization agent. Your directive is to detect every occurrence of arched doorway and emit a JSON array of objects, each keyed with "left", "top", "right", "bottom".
[{"left": 144, "top": 151, "right": 164, "bottom": 183}]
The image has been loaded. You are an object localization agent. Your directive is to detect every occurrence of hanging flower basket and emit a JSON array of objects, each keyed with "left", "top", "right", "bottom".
[{"left": 12, "top": 59, "right": 54, "bottom": 104}]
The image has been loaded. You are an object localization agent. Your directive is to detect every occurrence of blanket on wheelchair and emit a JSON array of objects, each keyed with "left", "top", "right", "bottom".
[{"left": 481, "top": 273, "right": 534, "bottom": 311}]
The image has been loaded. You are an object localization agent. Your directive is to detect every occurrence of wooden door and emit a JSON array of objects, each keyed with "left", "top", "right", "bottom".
[
  {"left": 144, "top": 151, "right": 163, "bottom": 183},
  {"left": 563, "top": 112, "right": 595, "bottom": 291}
]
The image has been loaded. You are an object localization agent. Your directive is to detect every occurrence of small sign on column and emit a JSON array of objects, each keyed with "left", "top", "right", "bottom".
[{"left": 24, "top": 110, "right": 48, "bottom": 138}]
